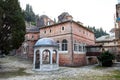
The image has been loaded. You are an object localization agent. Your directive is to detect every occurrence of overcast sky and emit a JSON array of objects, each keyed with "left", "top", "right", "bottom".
[{"left": 19, "top": 0, "right": 118, "bottom": 33}]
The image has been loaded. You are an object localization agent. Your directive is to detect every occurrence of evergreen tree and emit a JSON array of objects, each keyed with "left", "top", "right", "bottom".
[
  {"left": 0, "top": 0, "right": 25, "bottom": 54},
  {"left": 87, "top": 26, "right": 108, "bottom": 38},
  {"left": 24, "top": 4, "right": 36, "bottom": 23}
]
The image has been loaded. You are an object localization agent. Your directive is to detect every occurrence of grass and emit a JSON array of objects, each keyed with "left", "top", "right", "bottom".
[
  {"left": 58, "top": 74, "right": 120, "bottom": 80},
  {"left": 112, "top": 70, "right": 120, "bottom": 79},
  {"left": 58, "top": 66, "right": 120, "bottom": 80},
  {"left": 93, "top": 65, "right": 107, "bottom": 69},
  {"left": 0, "top": 68, "right": 31, "bottom": 78}
]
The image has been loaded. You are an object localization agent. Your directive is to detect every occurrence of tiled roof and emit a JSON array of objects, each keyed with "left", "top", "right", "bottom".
[
  {"left": 26, "top": 26, "right": 39, "bottom": 33},
  {"left": 96, "top": 34, "right": 115, "bottom": 42},
  {"left": 39, "top": 20, "right": 94, "bottom": 33}
]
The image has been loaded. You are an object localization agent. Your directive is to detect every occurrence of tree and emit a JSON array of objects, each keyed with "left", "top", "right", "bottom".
[
  {"left": 97, "top": 51, "right": 115, "bottom": 67},
  {"left": 87, "top": 26, "right": 108, "bottom": 38},
  {"left": 0, "top": 0, "right": 25, "bottom": 54},
  {"left": 24, "top": 4, "right": 36, "bottom": 23}
]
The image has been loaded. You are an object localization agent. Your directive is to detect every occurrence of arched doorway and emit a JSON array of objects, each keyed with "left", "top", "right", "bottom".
[
  {"left": 53, "top": 50, "right": 57, "bottom": 64},
  {"left": 35, "top": 50, "right": 40, "bottom": 69},
  {"left": 42, "top": 49, "right": 50, "bottom": 64}
]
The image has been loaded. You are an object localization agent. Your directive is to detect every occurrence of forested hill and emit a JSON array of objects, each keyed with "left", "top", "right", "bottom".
[
  {"left": 23, "top": 4, "right": 38, "bottom": 26},
  {"left": 87, "top": 26, "right": 109, "bottom": 38}
]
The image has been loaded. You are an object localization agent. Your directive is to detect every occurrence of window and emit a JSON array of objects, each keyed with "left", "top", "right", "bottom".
[
  {"left": 31, "top": 35, "right": 34, "bottom": 39},
  {"left": 114, "top": 42, "right": 116, "bottom": 44},
  {"left": 74, "top": 41, "right": 78, "bottom": 51},
  {"left": 62, "top": 39, "right": 68, "bottom": 51},
  {"left": 83, "top": 31, "right": 85, "bottom": 34},
  {"left": 50, "top": 29, "right": 51, "bottom": 33},
  {"left": 83, "top": 43, "right": 86, "bottom": 52},
  {"left": 62, "top": 27, "right": 64, "bottom": 30},
  {"left": 74, "top": 43, "right": 77, "bottom": 51},
  {"left": 79, "top": 44, "right": 82, "bottom": 51},
  {"left": 31, "top": 35, "right": 34, "bottom": 40},
  {"left": 57, "top": 41, "right": 60, "bottom": 50},
  {"left": 44, "top": 31, "right": 46, "bottom": 34},
  {"left": 47, "top": 21, "right": 50, "bottom": 25}
]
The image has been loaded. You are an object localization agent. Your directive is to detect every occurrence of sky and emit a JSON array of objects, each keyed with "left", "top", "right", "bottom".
[{"left": 19, "top": 0, "right": 118, "bottom": 33}]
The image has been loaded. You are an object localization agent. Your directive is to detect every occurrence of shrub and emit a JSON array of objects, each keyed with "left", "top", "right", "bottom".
[{"left": 97, "top": 51, "right": 115, "bottom": 67}]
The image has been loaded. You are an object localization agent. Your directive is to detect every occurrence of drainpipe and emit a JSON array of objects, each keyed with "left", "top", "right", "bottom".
[{"left": 70, "top": 20, "right": 74, "bottom": 65}]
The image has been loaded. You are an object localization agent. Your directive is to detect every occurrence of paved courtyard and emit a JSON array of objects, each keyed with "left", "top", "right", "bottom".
[{"left": 0, "top": 56, "right": 120, "bottom": 80}]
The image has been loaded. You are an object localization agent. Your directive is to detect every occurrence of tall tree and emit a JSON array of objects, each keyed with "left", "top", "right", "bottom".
[
  {"left": 24, "top": 4, "right": 36, "bottom": 23},
  {"left": 0, "top": 0, "right": 25, "bottom": 54},
  {"left": 87, "top": 26, "right": 108, "bottom": 38}
]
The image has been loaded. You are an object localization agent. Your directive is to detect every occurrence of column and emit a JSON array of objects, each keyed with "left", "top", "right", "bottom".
[
  {"left": 40, "top": 49, "right": 43, "bottom": 64},
  {"left": 33, "top": 49, "right": 36, "bottom": 69},
  {"left": 39, "top": 49, "right": 41, "bottom": 68},
  {"left": 50, "top": 49, "right": 53, "bottom": 64},
  {"left": 56, "top": 49, "right": 59, "bottom": 64}
]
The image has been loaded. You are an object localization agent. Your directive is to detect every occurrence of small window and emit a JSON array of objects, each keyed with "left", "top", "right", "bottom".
[
  {"left": 31, "top": 35, "right": 34, "bottom": 39},
  {"left": 50, "top": 29, "right": 51, "bottom": 33},
  {"left": 114, "top": 42, "right": 116, "bottom": 44},
  {"left": 62, "top": 27, "right": 64, "bottom": 30},
  {"left": 44, "top": 31, "right": 46, "bottom": 34},
  {"left": 83, "top": 31, "right": 85, "bottom": 34},
  {"left": 47, "top": 21, "right": 50, "bottom": 25},
  {"left": 57, "top": 41, "right": 60, "bottom": 50}
]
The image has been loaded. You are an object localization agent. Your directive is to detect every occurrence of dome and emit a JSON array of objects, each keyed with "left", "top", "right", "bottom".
[{"left": 34, "top": 38, "right": 58, "bottom": 47}]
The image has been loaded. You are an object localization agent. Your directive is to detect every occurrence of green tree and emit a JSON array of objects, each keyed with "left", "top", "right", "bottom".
[
  {"left": 87, "top": 26, "right": 108, "bottom": 38},
  {"left": 24, "top": 4, "right": 36, "bottom": 23},
  {"left": 0, "top": 0, "right": 25, "bottom": 54},
  {"left": 97, "top": 51, "right": 115, "bottom": 67}
]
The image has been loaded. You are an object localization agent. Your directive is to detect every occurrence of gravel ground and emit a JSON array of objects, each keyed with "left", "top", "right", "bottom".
[{"left": 0, "top": 56, "right": 120, "bottom": 80}]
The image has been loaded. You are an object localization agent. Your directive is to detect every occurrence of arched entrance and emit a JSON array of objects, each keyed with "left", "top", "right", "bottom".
[
  {"left": 35, "top": 50, "right": 40, "bottom": 69},
  {"left": 42, "top": 49, "right": 50, "bottom": 64},
  {"left": 53, "top": 50, "right": 57, "bottom": 64}
]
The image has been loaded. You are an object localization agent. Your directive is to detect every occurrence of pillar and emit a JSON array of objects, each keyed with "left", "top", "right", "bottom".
[
  {"left": 50, "top": 49, "right": 53, "bottom": 64},
  {"left": 56, "top": 49, "right": 59, "bottom": 64},
  {"left": 33, "top": 49, "right": 36, "bottom": 69},
  {"left": 40, "top": 49, "right": 43, "bottom": 64}
]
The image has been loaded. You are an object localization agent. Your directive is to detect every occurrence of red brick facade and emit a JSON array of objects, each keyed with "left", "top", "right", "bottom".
[
  {"left": 39, "top": 20, "right": 95, "bottom": 66},
  {"left": 17, "top": 13, "right": 95, "bottom": 66}
]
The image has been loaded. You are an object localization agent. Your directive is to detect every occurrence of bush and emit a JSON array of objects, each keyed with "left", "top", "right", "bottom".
[{"left": 97, "top": 51, "right": 115, "bottom": 67}]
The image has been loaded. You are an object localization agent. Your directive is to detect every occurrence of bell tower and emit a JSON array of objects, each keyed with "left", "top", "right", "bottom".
[
  {"left": 116, "top": 2, "right": 120, "bottom": 39},
  {"left": 115, "top": 0, "right": 120, "bottom": 60}
]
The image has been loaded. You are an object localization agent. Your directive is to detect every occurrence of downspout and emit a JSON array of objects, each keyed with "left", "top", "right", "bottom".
[{"left": 70, "top": 20, "right": 74, "bottom": 65}]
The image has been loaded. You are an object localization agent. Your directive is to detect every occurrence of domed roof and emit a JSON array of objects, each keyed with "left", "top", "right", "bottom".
[{"left": 34, "top": 38, "right": 58, "bottom": 47}]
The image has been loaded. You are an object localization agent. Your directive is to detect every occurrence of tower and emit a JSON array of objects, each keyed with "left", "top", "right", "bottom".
[
  {"left": 118, "top": 0, "right": 120, "bottom": 4},
  {"left": 115, "top": 1, "right": 120, "bottom": 61},
  {"left": 115, "top": 3, "right": 120, "bottom": 39}
]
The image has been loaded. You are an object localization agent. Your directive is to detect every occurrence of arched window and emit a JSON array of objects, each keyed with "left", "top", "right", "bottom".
[
  {"left": 52, "top": 50, "right": 57, "bottom": 64},
  {"left": 35, "top": 50, "right": 40, "bottom": 69},
  {"left": 62, "top": 39, "right": 68, "bottom": 51},
  {"left": 57, "top": 41, "right": 60, "bottom": 50},
  {"left": 42, "top": 49, "right": 50, "bottom": 64}
]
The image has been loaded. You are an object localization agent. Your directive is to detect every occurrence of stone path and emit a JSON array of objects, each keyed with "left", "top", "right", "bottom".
[{"left": 0, "top": 56, "right": 120, "bottom": 80}]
